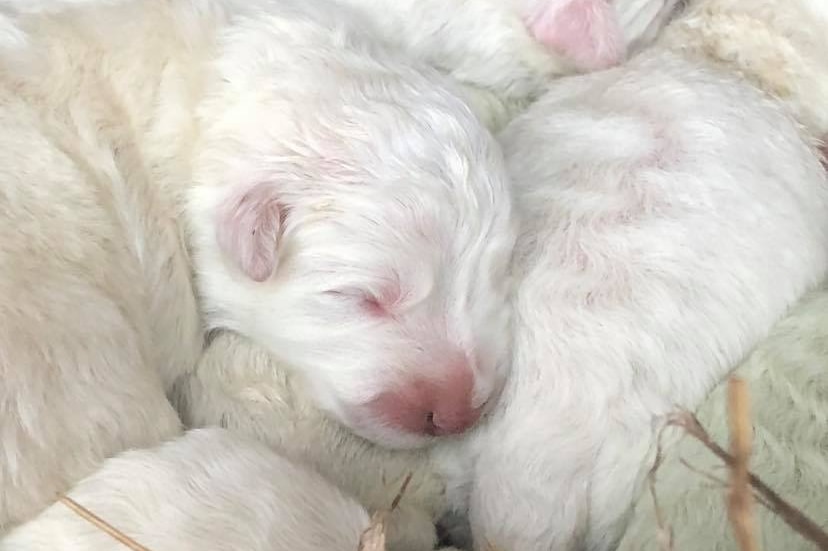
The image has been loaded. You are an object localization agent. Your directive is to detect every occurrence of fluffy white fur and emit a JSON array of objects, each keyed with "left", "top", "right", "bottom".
[
  {"left": 333, "top": 0, "right": 682, "bottom": 130},
  {"left": 431, "top": 2, "right": 828, "bottom": 548},
  {"left": 0, "top": 0, "right": 518, "bottom": 529},
  {"left": 619, "top": 281, "right": 828, "bottom": 551},
  {"left": 0, "top": 428, "right": 371, "bottom": 551},
  {"left": 173, "top": 331, "right": 448, "bottom": 551}
]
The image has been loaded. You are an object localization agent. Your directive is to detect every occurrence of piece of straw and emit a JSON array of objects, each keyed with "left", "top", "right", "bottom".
[
  {"left": 59, "top": 495, "right": 152, "bottom": 551},
  {"left": 726, "top": 377, "right": 759, "bottom": 551},
  {"left": 357, "top": 472, "right": 414, "bottom": 551},
  {"left": 669, "top": 409, "right": 828, "bottom": 550}
]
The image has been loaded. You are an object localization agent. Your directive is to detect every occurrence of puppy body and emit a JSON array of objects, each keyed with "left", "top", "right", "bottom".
[
  {"left": 174, "top": 331, "right": 446, "bottom": 551},
  {"left": 0, "top": 0, "right": 516, "bottom": 529},
  {"left": 433, "top": 34, "right": 828, "bottom": 551},
  {"left": 0, "top": 428, "right": 370, "bottom": 551},
  {"left": 332, "top": 0, "right": 682, "bottom": 130},
  {"left": 0, "top": 1, "right": 198, "bottom": 528}
]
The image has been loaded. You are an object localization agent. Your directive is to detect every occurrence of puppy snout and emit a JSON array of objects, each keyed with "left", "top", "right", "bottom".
[{"left": 369, "top": 359, "right": 484, "bottom": 437}]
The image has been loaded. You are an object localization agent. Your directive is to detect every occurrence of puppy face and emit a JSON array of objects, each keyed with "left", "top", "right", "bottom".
[{"left": 187, "top": 23, "right": 517, "bottom": 448}]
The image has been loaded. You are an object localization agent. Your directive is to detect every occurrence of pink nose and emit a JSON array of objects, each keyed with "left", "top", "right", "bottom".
[{"left": 368, "top": 361, "right": 483, "bottom": 437}]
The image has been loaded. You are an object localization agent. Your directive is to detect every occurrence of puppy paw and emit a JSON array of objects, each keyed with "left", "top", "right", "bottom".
[{"left": 523, "top": 0, "right": 626, "bottom": 71}]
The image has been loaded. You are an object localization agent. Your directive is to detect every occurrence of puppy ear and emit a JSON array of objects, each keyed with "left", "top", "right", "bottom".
[
  {"left": 523, "top": 0, "right": 626, "bottom": 72},
  {"left": 216, "top": 181, "right": 284, "bottom": 282}
]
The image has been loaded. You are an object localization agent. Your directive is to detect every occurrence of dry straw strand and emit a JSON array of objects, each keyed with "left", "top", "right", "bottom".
[
  {"left": 357, "top": 471, "right": 414, "bottom": 551},
  {"left": 357, "top": 512, "right": 388, "bottom": 551},
  {"left": 59, "top": 495, "right": 153, "bottom": 551},
  {"left": 669, "top": 405, "right": 828, "bottom": 550},
  {"left": 726, "top": 377, "right": 759, "bottom": 551}
]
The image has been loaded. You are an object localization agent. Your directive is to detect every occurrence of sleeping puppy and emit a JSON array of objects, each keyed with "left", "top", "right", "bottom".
[
  {"left": 0, "top": 0, "right": 516, "bottom": 530},
  {"left": 432, "top": 0, "right": 828, "bottom": 549}
]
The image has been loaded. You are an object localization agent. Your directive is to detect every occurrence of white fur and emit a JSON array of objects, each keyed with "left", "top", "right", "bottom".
[
  {"left": 332, "top": 0, "right": 682, "bottom": 130},
  {"left": 0, "top": 428, "right": 370, "bottom": 551},
  {"left": 432, "top": 5, "right": 828, "bottom": 547},
  {"left": 173, "top": 331, "right": 447, "bottom": 551},
  {"left": 0, "top": 0, "right": 517, "bottom": 529},
  {"left": 619, "top": 281, "right": 828, "bottom": 550}
]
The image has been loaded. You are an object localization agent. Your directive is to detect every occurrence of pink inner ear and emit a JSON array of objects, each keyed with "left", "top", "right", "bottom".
[
  {"left": 524, "top": 0, "right": 626, "bottom": 72},
  {"left": 216, "top": 182, "right": 283, "bottom": 283}
]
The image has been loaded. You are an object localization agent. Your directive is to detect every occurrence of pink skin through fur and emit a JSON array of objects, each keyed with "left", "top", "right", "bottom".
[
  {"left": 367, "top": 358, "right": 482, "bottom": 436},
  {"left": 524, "top": 0, "right": 626, "bottom": 72},
  {"left": 216, "top": 182, "right": 283, "bottom": 283}
]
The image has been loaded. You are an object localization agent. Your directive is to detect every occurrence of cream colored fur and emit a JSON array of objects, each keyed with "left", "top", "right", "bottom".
[
  {"left": 661, "top": 0, "right": 828, "bottom": 139},
  {"left": 0, "top": 428, "right": 371, "bottom": 551},
  {"left": 0, "top": 1, "right": 201, "bottom": 528},
  {"left": 619, "top": 281, "right": 828, "bottom": 551}
]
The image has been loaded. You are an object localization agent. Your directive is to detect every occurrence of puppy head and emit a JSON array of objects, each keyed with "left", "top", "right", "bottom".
[{"left": 187, "top": 25, "right": 517, "bottom": 448}]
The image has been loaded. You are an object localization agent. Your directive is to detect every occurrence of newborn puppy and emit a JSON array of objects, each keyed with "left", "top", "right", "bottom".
[
  {"left": 432, "top": 1, "right": 828, "bottom": 548},
  {"left": 0, "top": 428, "right": 370, "bottom": 551},
  {"left": 333, "top": 0, "right": 683, "bottom": 129},
  {"left": 0, "top": 0, "right": 515, "bottom": 529}
]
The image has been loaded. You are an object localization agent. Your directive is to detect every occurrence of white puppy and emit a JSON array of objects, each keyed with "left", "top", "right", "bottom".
[
  {"left": 333, "top": 0, "right": 682, "bottom": 129},
  {"left": 0, "top": 428, "right": 370, "bottom": 551},
  {"left": 0, "top": 0, "right": 515, "bottom": 529},
  {"left": 174, "top": 331, "right": 447, "bottom": 551},
  {"left": 432, "top": 1, "right": 828, "bottom": 549}
]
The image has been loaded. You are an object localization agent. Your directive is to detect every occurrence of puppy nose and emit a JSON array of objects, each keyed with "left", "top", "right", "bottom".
[
  {"left": 369, "top": 359, "right": 484, "bottom": 437},
  {"left": 423, "top": 365, "right": 483, "bottom": 436},
  {"left": 425, "top": 400, "right": 483, "bottom": 436}
]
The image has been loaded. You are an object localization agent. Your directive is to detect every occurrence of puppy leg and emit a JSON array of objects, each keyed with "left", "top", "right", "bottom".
[{"left": 521, "top": 0, "right": 626, "bottom": 71}]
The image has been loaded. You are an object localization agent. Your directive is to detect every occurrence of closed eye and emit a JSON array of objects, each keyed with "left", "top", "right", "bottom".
[{"left": 325, "top": 289, "right": 388, "bottom": 316}]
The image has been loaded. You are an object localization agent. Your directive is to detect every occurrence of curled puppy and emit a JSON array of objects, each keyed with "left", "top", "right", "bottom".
[
  {"left": 332, "top": 0, "right": 683, "bottom": 129},
  {"left": 174, "top": 331, "right": 447, "bottom": 551},
  {"left": 432, "top": 0, "right": 828, "bottom": 548},
  {"left": 0, "top": 0, "right": 515, "bottom": 529},
  {"left": 0, "top": 428, "right": 370, "bottom": 551}
]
